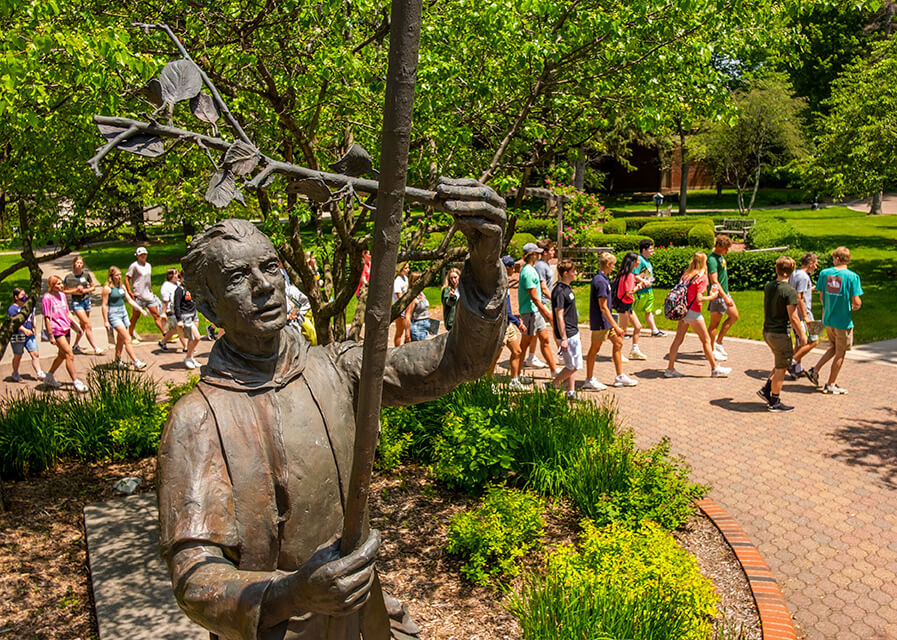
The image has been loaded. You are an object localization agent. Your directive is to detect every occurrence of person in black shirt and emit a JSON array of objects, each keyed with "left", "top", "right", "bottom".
[
  {"left": 549, "top": 260, "right": 581, "bottom": 399},
  {"left": 173, "top": 271, "right": 201, "bottom": 370},
  {"left": 758, "top": 256, "right": 806, "bottom": 412}
]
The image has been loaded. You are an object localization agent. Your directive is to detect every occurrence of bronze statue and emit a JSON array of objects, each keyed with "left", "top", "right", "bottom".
[{"left": 157, "top": 186, "right": 507, "bottom": 639}]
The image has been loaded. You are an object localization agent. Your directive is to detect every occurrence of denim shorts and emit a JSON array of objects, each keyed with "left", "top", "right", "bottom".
[
  {"left": 10, "top": 334, "right": 38, "bottom": 355},
  {"left": 108, "top": 305, "right": 130, "bottom": 329},
  {"left": 409, "top": 319, "right": 431, "bottom": 341},
  {"left": 136, "top": 295, "right": 161, "bottom": 310},
  {"left": 70, "top": 297, "right": 91, "bottom": 313}
]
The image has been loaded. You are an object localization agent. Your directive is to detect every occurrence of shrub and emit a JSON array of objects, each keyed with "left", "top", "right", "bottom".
[
  {"left": 580, "top": 230, "right": 652, "bottom": 252},
  {"left": 746, "top": 218, "right": 806, "bottom": 249},
  {"left": 110, "top": 405, "right": 168, "bottom": 459},
  {"left": 601, "top": 218, "right": 626, "bottom": 235},
  {"left": 514, "top": 217, "right": 556, "bottom": 239},
  {"left": 507, "top": 232, "right": 538, "bottom": 259},
  {"left": 726, "top": 248, "right": 803, "bottom": 290},
  {"left": 687, "top": 224, "right": 715, "bottom": 250},
  {"left": 0, "top": 393, "right": 60, "bottom": 477},
  {"left": 375, "top": 408, "right": 414, "bottom": 471},
  {"left": 446, "top": 485, "right": 545, "bottom": 585},
  {"left": 510, "top": 520, "right": 718, "bottom": 640},
  {"left": 619, "top": 215, "right": 720, "bottom": 231},
  {"left": 638, "top": 218, "right": 715, "bottom": 246}
]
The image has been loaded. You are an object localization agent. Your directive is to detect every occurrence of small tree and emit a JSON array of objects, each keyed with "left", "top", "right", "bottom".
[
  {"left": 810, "top": 37, "right": 897, "bottom": 214},
  {"left": 696, "top": 75, "right": 807, "bottom": 216}
]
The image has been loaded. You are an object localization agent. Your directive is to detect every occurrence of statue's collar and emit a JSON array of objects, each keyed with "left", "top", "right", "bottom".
[{"left": 200, "top": 324, "right": 308, "bottom": 391}]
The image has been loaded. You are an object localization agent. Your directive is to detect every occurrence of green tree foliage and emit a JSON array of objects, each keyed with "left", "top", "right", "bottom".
[
  {"left": 810, "top": 37, "right": 897, "bottom": 213},
  {"left": 695, "top": 75, "right": 807, "bottom": 216}
]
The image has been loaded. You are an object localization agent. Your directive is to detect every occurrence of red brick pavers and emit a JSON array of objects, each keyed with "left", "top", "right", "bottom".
[{"left": 517, "top": 330, "right": 896, "bottom": 640}]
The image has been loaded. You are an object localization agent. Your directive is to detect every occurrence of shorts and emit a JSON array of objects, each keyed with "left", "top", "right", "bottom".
[
  {"left": 70, "top": 297, "right": 91, "bottom": 313},
  {"left": 520, "top": 312, "right": 547, "bottom": 335},
  {"left": 136, "top": 295, "right": 161, "bottom": 310},
  {"left": 166, "top": 315, "right": 179, "bottom": 331},
  {"left": 617, "top": 301, "right": 633, "bottom": 314},
  {"left": 409, "top": 318, "right": 431, "bottom": 341},
  {"left": 684, "top": 309, "right": 702, "bottom": 323},
  {"left": 826, "top": 326, "right": 853, "bottom": 351},
  {"left": 11, "top": 334, "right": 38, "bottom": 355},
  {"left": 558, "top": 332, "right": 583, "bottom": 371},
  {"left": 589, "top": 328, "right": 613, "bottom": 347},
  {"left": 764, "top": 331, "right": 794, "bottom": 369},
  {"left": 632, "top": 290, "right": 654, "bottom": 315},
  {"left": 180, "top": 311, "right": 198, "bottom": 329},
  {"left": 502, "top": 323, "right": 519, "bottom": 347},
  {"left": 108, "top": 305, "right": 130, "bottom": 329},
  {"left": 708, "top": 296, "right": 732, "bottom": 315}
]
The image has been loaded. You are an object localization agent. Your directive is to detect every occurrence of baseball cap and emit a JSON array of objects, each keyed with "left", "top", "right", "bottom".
[
  {"left": 522, "top": 242, "right": 543, "bottom": 255},
  {"left": 501, "top": 255, "right": 516, "bottom": 268},
  {"left": 135, "top": 247, "right": 148, "bottom": 256}
]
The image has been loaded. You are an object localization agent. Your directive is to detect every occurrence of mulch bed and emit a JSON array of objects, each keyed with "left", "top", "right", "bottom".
[{"left": 0, "top": 460, "right": 759, "bottom": 639}]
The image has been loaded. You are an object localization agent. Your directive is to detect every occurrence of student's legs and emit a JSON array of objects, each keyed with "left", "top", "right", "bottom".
[
  {"left": 666, "top": 321, "right": 689, "bottom": 370},
  {"left": 52, "top": 334, "right": 78, "bottom": 381},
  {"left": 29, "top": 350, "right": 42, "bottom": 376},
  {"left": 553, "top": 366, "right": 575, "bottom": 390},
  {"left": 393, "top": 317, "right": 405, "bottom": 346},
  {"left": 713, "top": 304, "right": 739, "bottom": 346},
  {"left": 537, "top": 328, "right": 557, "bottom": 371},
  {"left": 146, "top": 304, "right": 166, "bottom": 334},
  {"left": 813, "top": 335, "right": 837, "bottom": 374},
  {"left": 618, "top": 313, "right": 630, "bottom": 337},
  {"left": 690, "top": 317, "right": 719, "bottom": 370},
  {"left": 75, "top": 309, "right": 100, "bottom": 352},
  {"left": 792, "top": 338, "right": 818, "bottom": 365},
  {"left": 519, "top": 333, "right": 537, "bottom": 369},
  {"left": 644, "top": 311, "right": 659, "bottom": 333},
  {"left": 609, "top": 332, "right": 624, "bottom": 375},
  {"left": 585, "top": 332, "right": 605, "bottom": 380},
  {"left": 129, "top": 308, "right": 142, "bottom": 338},
  {"left": 628, "top": 313, "right": 642, "bottom": 348},
  {"left": 826, "top": 344, "right": 848, "bottom": 386},
  {"left": 11, "top": 352, "right": 22, "bottom": 375},
  {"left": 707, "top": 312, "right": 723, "bottom": 346},
  {"left": 769, "top": 367, "right": 786, "bottom": 395},
  {"left": 116, "top": 325, "right": 139, "bottom": 362},
  {"left": 186, "top": 325, "right": 201, "bottom": 360}
]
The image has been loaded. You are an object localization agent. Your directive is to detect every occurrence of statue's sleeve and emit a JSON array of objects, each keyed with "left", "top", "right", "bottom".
[
  {"left": 338, "top": 261, "right": 506, "bottom": 406},
  {"left": 157, "top": 391, "right": 274, "bottom": 640}
]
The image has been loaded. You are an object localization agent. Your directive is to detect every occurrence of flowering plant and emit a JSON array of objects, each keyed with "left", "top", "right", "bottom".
[{"left": 546, "top": 179, "right": 606, "bottom": 247}]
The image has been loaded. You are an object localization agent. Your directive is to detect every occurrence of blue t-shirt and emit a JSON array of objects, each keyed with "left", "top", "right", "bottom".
[
  {"left": 589, "top": 272, "right": 612, "bottom": 331},
  {"left": 8, "top": 302, "right": 34, "bottom": 332},
  {"left": 633, "top": 255, "right": 654, "bottom": 295},
  {"left": 815, "top": 266, "right": 863, "bottom": 330}
]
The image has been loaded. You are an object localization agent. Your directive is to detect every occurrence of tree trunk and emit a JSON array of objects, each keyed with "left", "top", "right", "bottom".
[
  {"left": 870, "top": 190, "right": 883, "bottom": 215},
  {"left": 130, "top": 202, "right": 147, "bottom": 242},
  {"left": 678, "top": 127, "right": 688, "bottom": 216},
  {"left": 573, "top": 145, "right": 586, "bottom": 190}
]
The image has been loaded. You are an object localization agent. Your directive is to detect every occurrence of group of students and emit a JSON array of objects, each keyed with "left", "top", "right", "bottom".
[
  {"left": 391, "top": 263, "right": 461, "bottom": 345},
  {"left": 8, "top": 248, "right": 206, "bottom": 391},
  {"left": 491, "top": 233, "right": 863, "bottom": 410}
]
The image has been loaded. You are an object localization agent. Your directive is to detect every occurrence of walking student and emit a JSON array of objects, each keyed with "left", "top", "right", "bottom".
[
  {"left": 173, "top": 272, "right": 201, "bottom": 369},
  {"left": 664, "top": 252, "right": 731, "bottom": 378},
  {"left": 41, "top": 275, "right": 88, "bottom": 392},
  {"left": 757, "top": 256, "right": 806, "bottom": 412},
  {"left": 582, "top": 252, "right": 637, "bottom": 390},
  {"left": 8, "top": 288, "right": 45, "bottom": 382},
  {"left": 707, "top": 234, "right": 739, "bottom": 362},
  {"left": 616, "top": 251, "right": 647, "bottom": 360},
  {"left": 393, "top": 262, "right": 410, "bottom": 346},
  {"left": 406, "top": 274, "right": 433, "bottom": 342},
  {"left": 492, "top": 256, "right": 526, "bottom": 387},
  {"left": 788, "top": 253, "right": 820, "bottom": 382},
  {"left": 64, "top": 256, "right": 101, "bottom": 355},
  {"left": 102, "top": 266, "right": 148, "bottom": 370},
  {"left": 525, "top": 238, "right": 555, "bottom": 369},
  {"left": 633, "top": 239, "right": 664, "bottom": 337},
  {"left": 441, "top": 267, "right": 460, "bottom": 332},
  {"left": 125, "top": 247, "right": 166, "bottom": 343},
  {"left": 808, "top": 246, "right": 863, "bottom": 395},
  {"left": 518, "top": 242, "right": 558, "bottom": 376},
  {"left": 549, "top": 260, "right": 582, "bottom": 399},
  {"left": 158, "top": 268, "right": 186, "bottom": 352}
]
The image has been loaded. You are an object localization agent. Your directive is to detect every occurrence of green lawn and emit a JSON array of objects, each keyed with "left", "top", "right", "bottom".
[{"left": 604, "top": 188, "right": 811, "bottom": 211}]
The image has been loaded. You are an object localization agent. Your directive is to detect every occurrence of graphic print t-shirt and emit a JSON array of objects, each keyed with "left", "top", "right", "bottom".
[{"left": 815, "top": 267, "right": 863, "bottom": 330}]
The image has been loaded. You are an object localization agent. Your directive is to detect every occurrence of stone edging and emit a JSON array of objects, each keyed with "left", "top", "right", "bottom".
[{"left": 696, "top": 498, "right": 798, "bottom": 640}]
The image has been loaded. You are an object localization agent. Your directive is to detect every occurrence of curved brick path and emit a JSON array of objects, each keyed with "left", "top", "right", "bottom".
[{"left": 519, "top": 331, "right": 897, "bottom": 640}]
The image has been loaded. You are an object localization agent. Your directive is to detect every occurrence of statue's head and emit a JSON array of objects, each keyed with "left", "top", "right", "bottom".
[{"left": 183, "top": 219, "right": 287, "bottom": 343}]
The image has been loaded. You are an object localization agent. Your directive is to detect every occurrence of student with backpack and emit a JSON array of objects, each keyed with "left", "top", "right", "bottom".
[
  {"left": 614, "top": 251, "right": 647, "bottom": 360},
  {"left": 663, "top": 252, "right": 732, "bottom": 378}
]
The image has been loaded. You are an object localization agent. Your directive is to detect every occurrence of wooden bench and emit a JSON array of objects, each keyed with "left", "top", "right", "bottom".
[
  {"left": 714, "top": 218, "right": 756, "bottom": 238},
  {"left": 744, "top": 245, "right": 789, "bottom": 253}
]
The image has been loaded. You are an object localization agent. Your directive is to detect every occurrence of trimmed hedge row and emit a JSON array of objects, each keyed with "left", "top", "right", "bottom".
[
  {"left": 508, "top": 232, "right": 538, "bottom": 259},
  {"left": 746, "top": 218, "right": 807, "bottom": 249},
  {"left": 621, "top": 215, "right": 721, "bottom": 231},
  {"left": 581, "top": 231, "right": 653, "bottom": 252},
  {"left": 637, "top": 219, "right": 715, "bottom": 247},
  {"left": 601, "top": 218, "right": 626, "bottom": 235},
  {"left": 514, "top": 217, "right": 556, "bottom": 239}
]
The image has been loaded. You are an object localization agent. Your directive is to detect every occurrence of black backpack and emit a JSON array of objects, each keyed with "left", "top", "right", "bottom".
[{"left": 610, "top": 275, "right": 626, "bottom": 312}]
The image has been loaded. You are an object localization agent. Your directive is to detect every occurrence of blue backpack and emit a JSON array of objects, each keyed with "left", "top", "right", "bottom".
[{"left": 663, "top": 275, "right": 698, "bottom": 321}]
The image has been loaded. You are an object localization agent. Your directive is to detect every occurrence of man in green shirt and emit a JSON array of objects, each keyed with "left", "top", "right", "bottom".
[
  {"left": 757, "top": 256, "right": 806, "bottom": 412},
  {"left": 707, "top": 234, "right": 739, "bottom": 362},
  {"left": 807, "top": 246, "right": 863, "bottom": 395},
  {"left": 517, "top": 242, "right": 557, "bottom": 376}
]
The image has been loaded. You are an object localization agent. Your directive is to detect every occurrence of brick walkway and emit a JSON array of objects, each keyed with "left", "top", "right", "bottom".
[{"left": 507, "top": 330, "right": 897, "bottom": 640}]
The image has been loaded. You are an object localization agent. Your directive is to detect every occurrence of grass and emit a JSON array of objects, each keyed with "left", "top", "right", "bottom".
[{"left": 604, "top": 188, "right": 811, "bottom": 211}]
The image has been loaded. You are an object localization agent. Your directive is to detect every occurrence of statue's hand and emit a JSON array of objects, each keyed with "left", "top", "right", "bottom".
[
  {"left": 290, "top": 529, "right": 380, "bottom": 617},
  {"left": 435, "top": 177, "right": 506, "bottom": 305}
]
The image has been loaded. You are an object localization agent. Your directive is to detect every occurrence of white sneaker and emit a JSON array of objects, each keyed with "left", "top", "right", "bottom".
[
  {"left": 517, "top": 375, "right": 533, "bottom": 385},
  {"left": 508, "top": 377, "right": 526, "bottom": 391},
  {"left": 581, "top": 378, "right": 607, "bottom": 391},
  {"left": 112, "top": 360, "right": 128, "bottom": 369},
  {"left": 36, "top": 370, "right": 46, "bottom": 381},
  {"left": 73, "top": 379, "right": 89, "bottom": 393},
  {"left": 711, "top": 366, "right": 732, "bottom": 378},
  {"left": 620, "top": 354, "right": 629, "bottom": 363},
  {"left": 551, "top": 369, "right": 562, "bottom": 377},
  {"left": 44, "top": 372, "right": 61, "bottom": 388},
  {"left": 628, "top": 347, "right": 647, "bottom": 360},
  {"left": 663, "top": 368, "right": 684, "bottom": 378},
  {"left": 94, "top": 348, "right": 105, "bottom": 356},
  {"left": 715, "top": 343, "right": 728, "bottom": 357},
  {"left": 184, "top": 358, "right": 196, "bottom": 370},
  {"left": 713, "top": 347, "right": 728, "bottom": 362},
  {"left": 529, "top": 356, "right": 548, "bottom": 369},
  {"left": 565, "top": 390, "right": 579, "bottom": 401},
  {"left": 190, "top": 358, "right": 200, "bottom": 369},
  {"left": 133, "top": 360, "right": 147, "bottom": 370},
  {"left": 614, "top": 373, "right": 638, "bottom": 387}
]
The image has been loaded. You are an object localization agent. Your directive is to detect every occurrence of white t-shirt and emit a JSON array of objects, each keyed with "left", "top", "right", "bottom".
[
  {"left": 126, "top": 261, "right": 154, "bottom": 303},
  {"left": 160, "top": 280, "right": 178, "bottom": 315},
  {"left": 393, "top": 275, "right": 408, "bottom": 303},
  {"left": 789, "top": 268, "right": 813, "bottom": 318}
]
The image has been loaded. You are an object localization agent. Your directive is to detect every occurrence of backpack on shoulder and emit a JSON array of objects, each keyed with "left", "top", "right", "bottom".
[
  {"left": 610, "top": 276, "right": 626, "bottom": 313},
  {"left": 663, "top": 275, "right": 697, "bottom": 321}
]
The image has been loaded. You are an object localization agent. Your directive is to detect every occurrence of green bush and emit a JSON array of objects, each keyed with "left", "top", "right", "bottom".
[
  {"left": 510, "top": 520, "right": 718, "bottom": 640},
  {"left": 619, "top": 215, "right": 721, "bottom": 231},
  {"left": 746, "top": 218, "right": 806, "bottom": 249},
  {"left": 580, "top": 230, "right": 652, "bottom": 252},
  {"left": 375, "top": 408, "right": 414, "bottom": 471},
  {"left": 638, "top": 219, "right": 715, "bottom": 247},
  {"left": 446, "top": 485, "right": 545, "bottom": 586},
  {"left": 507, "top": 232, "right": 538, "bottom": 259},
  {"left": 0, "top": 393, "right": 60, "bottom": 477},
  {"left": 601, "top": 218, "right": 626, "bottom": 235},
  {"left": 515, "top": 217, "right": 556, "bottom": 239},
  {"left": 726, "top": 248, "right": 804, "bottom": 290},
  {"left": 110, "top": 405, "right": 168, "bottom": 459},
  {"left": 686, "top": 224, "right": 715, "bottom": 250}
]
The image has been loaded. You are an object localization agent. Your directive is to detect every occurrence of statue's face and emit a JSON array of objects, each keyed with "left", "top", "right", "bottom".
[{"left": 207, "top": 232, "right": 287, "bottom": 340}]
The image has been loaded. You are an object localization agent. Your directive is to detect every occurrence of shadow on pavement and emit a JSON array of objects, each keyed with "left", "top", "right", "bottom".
[
  {"left": 709, "top": 397, "right": 770, "bottom": 413},
  {"left": 830, "top": 407, "right": 897, "bottom": 488}
]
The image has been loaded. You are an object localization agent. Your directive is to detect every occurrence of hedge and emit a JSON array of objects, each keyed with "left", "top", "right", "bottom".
[
  {"left": 515, "top": 217, "right": 556, "bottom": 239},
  {"left": 746, "top": 218, "right": 807, "bottom": 250},
  {"left": 638, "top": 246, "right": 804, "bottom": 290},
  {"left": 601, "top": 218, "right": 626, "bottom": 235},
  {"left": 580, "top": 231, "right": 653, "bottom": 252},
  {"left": 621, "top": 215, "right": 721, "bottom": 231},
  {"left": 686, "top": 225, "right": 715, "bottom": 250},
  {"left": 638, "top": 219, "right": 715, "bottom": 247},
  {"left": 508, "top": 232, "right": 539, "bottom": 259}
]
